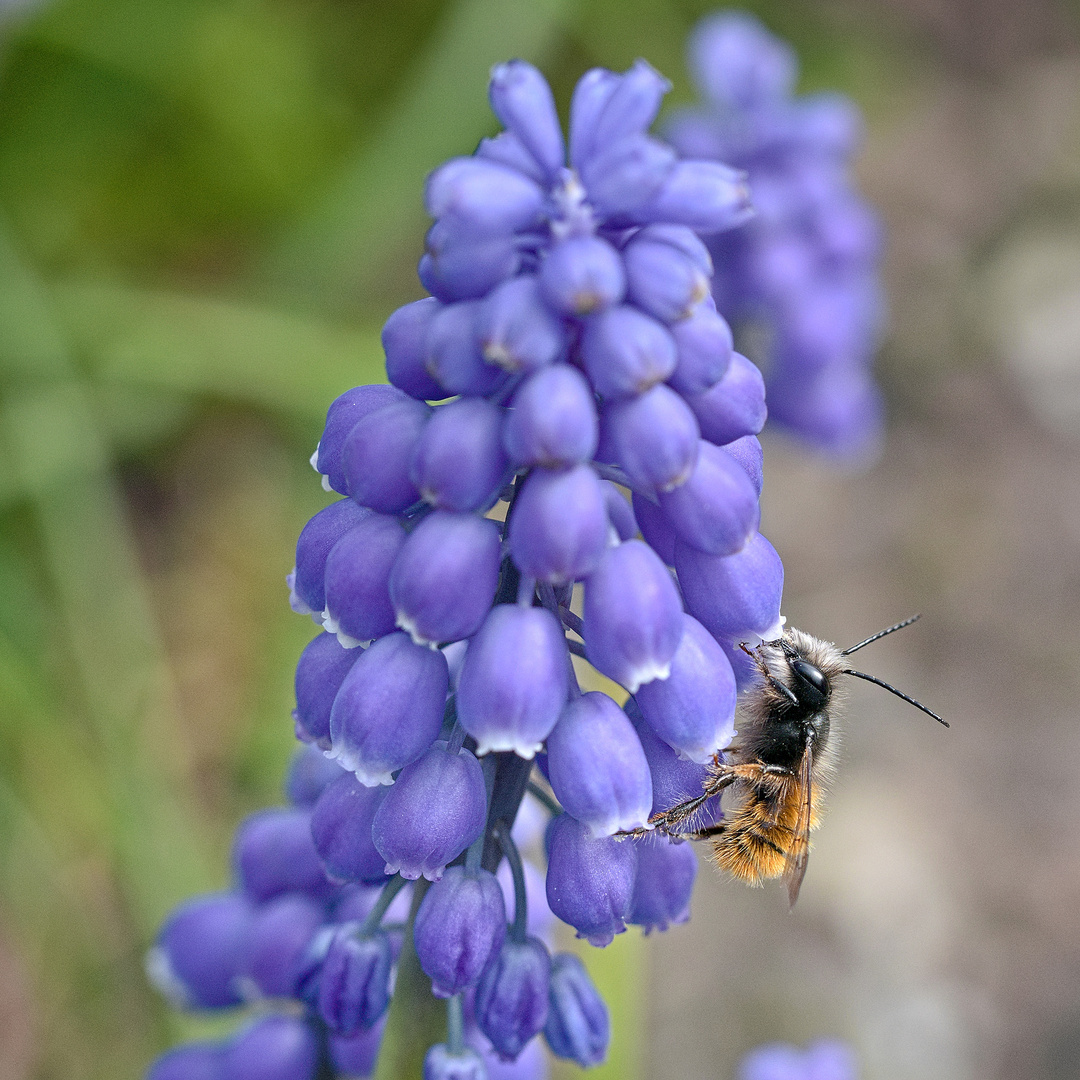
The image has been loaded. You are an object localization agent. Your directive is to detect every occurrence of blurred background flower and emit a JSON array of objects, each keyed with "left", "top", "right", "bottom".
[{"left": 0, "top": 1, "right": 1079, "bottom": 1079}]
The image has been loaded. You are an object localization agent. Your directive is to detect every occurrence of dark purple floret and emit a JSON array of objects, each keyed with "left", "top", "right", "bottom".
[
  {"left": 544, "top": 814, "right": 636, "bottom": 947},
  {"left": 317, "top": 925, "right": 395, "bottom": 1034},
  {"left": 627, "top": 834, "right": 697, "bottom": 933},
  {"left": 474, "top": 937, "right": 551, "bottom": 1061},
  {"left": 414, "top": 866, "right": 507, "bottom": 998},
  {"left": 543, "top": 952, "right": 609, "bottom": 1066}
]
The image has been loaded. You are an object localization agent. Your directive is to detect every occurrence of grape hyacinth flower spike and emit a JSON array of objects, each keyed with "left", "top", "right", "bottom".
[
  {"left": 668, "top": 12, "right": 885, "bottom": 460},
  {"left": 148, "top": 50, "right": 790, "bottom": 1078}
]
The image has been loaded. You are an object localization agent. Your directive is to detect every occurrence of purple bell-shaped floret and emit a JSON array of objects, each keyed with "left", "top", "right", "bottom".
[
  {"left": 414, "top": 866, "right": 507, "bottom": 998},
  {"left": 676, "top": 530, "right": 785, "bottom": 645},
  {"left": 311, "top": 771, "right": 389, "bottom": 884},
  {"left": 543, "top": 952, "right": 609, "bottom": 1067},
  {"left": 389, "top": 511, "right": 501, "bottom": 645},
  {"left": 627, "top": 835, "right": 698, "bottom": 933},
  {"left": 328, "top": 632, "right": 449, "bottom": 786},
  {"left": 634, "top": 612, "right": 737, "bottom": 763},
  {"left": 456, "top": 604, "right": 569, "bottom": 758},
  {"left": 371, "top": 744, "right": 487, "bottom": 881},
  {"left": 583, "top": 540, "right": 685, "bottom": 693},
  {"left": 233, "top": 808, "right": 334, "bottom": 903},
  {"left": 546, "top": 693, "right": 652, "bottom": 837},
  {"left": 474, "top": 937, "right": 551, "bottom": 1061},
  {"left": 223, "top": 1015, "right": 319, "bottom": 1080},
  {"left": 317, "top": 925, "right": 395, "bottom": 1034},
  {"left": 147, "top": 892, "right": 253, "bottom": 1010},
  {"left": 544, "top": 814, "right": 636, "bottom": 947}
]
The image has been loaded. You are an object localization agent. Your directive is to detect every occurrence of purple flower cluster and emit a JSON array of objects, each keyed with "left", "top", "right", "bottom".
[
  {"left": 145, "top": 746, "right": 406, "bottom": 1080},
  {"left": 738, "top": 1039, "right": 858, "bottom": 1080},
  {"left": 148, "top": 50, "right": 794, "bottom": 1079},
  {"left": 668, "top": 12, "right": 884, "bottom": 459}
]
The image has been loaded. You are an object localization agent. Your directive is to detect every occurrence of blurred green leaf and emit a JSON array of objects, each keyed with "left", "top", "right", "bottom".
[{"left": 53, "top": 279, "right": 386, "bottom": 422}]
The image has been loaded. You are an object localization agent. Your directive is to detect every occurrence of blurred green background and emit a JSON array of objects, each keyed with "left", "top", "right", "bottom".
[{"left": 2, "top": 0, "right": 1080, "bottom": 1078}]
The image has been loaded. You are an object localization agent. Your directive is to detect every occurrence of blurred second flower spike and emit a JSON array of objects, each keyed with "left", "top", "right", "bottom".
[{"left": 146, "top": 41, "right": 794, "bottom": 1080}]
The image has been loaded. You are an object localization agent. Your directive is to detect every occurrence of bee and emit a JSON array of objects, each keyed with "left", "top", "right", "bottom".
[{"left": 631, "top": 615, "right": 947, "bottom": 906}]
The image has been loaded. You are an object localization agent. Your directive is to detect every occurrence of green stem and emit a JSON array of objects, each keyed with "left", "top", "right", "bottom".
[
  {"left": 495, "top": 820, "right": 527, "bottom": 943},
  {"left": 526, "top": 780, "right": 560, "bottom": 816},
  {"left": 446, "top": 994, "right": 465, "bottom": 1057},
  {"left": 360, "top": 875, "right": 409, "bottom": 937}
]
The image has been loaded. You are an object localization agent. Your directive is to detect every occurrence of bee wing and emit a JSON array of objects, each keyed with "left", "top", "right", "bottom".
[{"left": 782, "top": 742, "right": 814, "bottom": 907}]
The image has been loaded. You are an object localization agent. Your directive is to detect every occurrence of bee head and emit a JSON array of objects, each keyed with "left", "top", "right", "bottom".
[{"left": 789, "top": 658, "right": 830, "bottom": 708}]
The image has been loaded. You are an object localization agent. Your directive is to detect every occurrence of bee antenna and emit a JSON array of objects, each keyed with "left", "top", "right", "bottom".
[
  {"left": 842, "top": 669, "right": 949, "bottom": 727},
  {"left": 841, "top": 614, "right": 922, "bottom": 656}
]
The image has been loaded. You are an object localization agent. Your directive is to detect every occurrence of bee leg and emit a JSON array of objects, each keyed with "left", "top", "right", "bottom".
[
  {"left": 619, "top": 772, "right": 737, "bottom": 839},
  {"left": 738, "top": 642, "right": 799, "bottom": 707}
]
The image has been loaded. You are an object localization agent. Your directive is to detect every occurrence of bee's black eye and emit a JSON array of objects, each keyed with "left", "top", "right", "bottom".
[{"left": 791, "top": 659, "right": 830, "bottom": 704}]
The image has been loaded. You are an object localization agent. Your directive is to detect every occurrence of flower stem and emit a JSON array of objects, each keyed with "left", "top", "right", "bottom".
[
  {"left": 360, "top": 874, "right": 409, "bottom": 937},
  {"left": 446, "top": 994, "right": 465, "bottom": 1056},
  {"left": 526, "top": 780, "right": 561, "bottom": 815},
  {"left": 495, "top": 819, "right": 527, "bottom": 943}
]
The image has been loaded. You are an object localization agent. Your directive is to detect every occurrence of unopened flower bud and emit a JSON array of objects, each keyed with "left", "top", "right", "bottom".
[
  {"left": 543, "top": 953, "right": 609, "bottom": 1066},
  {"left": 474, "top": 937, "right": 551, "bottom": 1061},
  {"left": 414, "top": 866, "right": 507, "bottom": 997}
]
